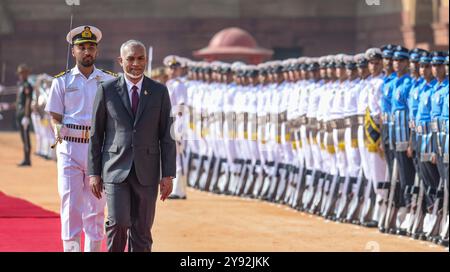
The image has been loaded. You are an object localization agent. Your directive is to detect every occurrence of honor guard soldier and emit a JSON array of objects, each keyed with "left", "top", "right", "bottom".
[
  {"left": 360, "top": 48, "right": 389, "bottom": 228},
  {"left": 336, "top": 55, "right": 361, "bottom": 221},
  {"left": 437, "top": 54, "right": 448, "bottom": 247},
  {"left": 347, "top": 53, "right": 371, "bottom": 224},
  {"left": 402, "top": 48, "right": 428, "bottom": 234},
  {"left": 378, "top": 44, "right": 398, "bottom": 232},
  {"left": 45, "top": 25, "right": 117, "bottom": 251},
  {"left": 319, "top": 55, "right": 340, "bottom": 217},
  {"left": 384, "top": 46, "right": 415, "bottom": 235},
  {"left": 164, "top": 55, "right": 188, "bottom": 199},
  {"left": 16, "top": 64, "right": 33, "bottom": 167},
  {"left": 414, "top": 51, "right": 439, "bottom": 240},
  {"left": 426, "top": 51, "right": 449, "bottom": 241}
]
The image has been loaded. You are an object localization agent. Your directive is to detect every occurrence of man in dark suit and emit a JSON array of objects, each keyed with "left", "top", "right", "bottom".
[{"left": 88, "top": 40, "right": 176, "bottom": 252}]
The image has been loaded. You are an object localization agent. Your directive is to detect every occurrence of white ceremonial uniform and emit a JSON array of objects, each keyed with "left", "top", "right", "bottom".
[
  {"left": 192, "top": 81, "right": 208, "bottom": 156},
  {"left": 30, "top": 89, "right": 43, "bottom": 156},
  {"left": 280, "top": 81, "right": 295, "bottom": 165},
  {"left": 298, "top": 80, "right": 313, "bottom": 171},
  {"left": 45, "top": 66, "right": 116, "bottom": 251},
  {"left": 307, "top": 80, "right": 324, "bottom": 172},
  {"left": 257, "top": 85, "right": 273, "bottom": 172},
  {"left": 222, "top": 82, "right": 239, "bottom": 190},
  {"left": 186, "top": 80, "right": 200, "bottom": 155},
  {"left": 343, "top": 78, "right": 362, "bottom": 179},
  {"left": 357, "top": 76, "right": 371, "bottom": 181},
  {"left": 287, "top": 80, "right": 302, "bottom": 167},
  {"left": 330, "top": 80, "right": 349, "bottom": 178},
  {"left": 317, "top": 81, "right": 332, "bottom": 175},
  {"left": 202, "top": 82, "right": 215, "bottom": 159},
  {"left": 235, "top": 84, "right": 250, "bottom": 163},
  {"left": 265, "top": 82, "right": 276, "bottom": 166},
  {"left": 366, "top": 75, "right": 388, "bottom": 195},
  {"left": 208, "top": 82, "right": 221, "bottom": 160},
  {"left": 247, "top": 84, "right": 261, "bottom": 165},
  {"left": 38, "top": 83, "right": 57, "bottom": 160},
  {"left": 166, "top": 77, "right": 188, "bottom": 198},
  {"left": 215, "top": 83, "right": 228, "bottom": 161},
  {"left": 322, "top": 81, "right": 339, "bottom": 176}
]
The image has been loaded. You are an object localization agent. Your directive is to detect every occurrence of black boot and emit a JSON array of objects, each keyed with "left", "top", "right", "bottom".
[
  {"left": 18, "top": 152, "right": 31, "bottom": 167},
  {"left": 17, "top": 160, "right": 31, "bottom": 167}
]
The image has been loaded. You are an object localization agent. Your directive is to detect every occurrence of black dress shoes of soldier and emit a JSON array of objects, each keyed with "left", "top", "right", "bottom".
[
  {"left": 17, "top": 160, "right": 31, "bottom": 167},
  {"left": 168, "top": 195, "right": 187, "bottom": 200}
]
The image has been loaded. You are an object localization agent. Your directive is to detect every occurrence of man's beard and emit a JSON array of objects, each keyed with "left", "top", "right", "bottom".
[{"left": 80, "top": 57, "right": 95, "bottom": 67}]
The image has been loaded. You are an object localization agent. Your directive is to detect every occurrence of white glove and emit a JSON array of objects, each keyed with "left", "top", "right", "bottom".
[
  {"left": 21, "top": 117, "right": 30, "bottom": 128},
  {"left": 54, "top": 124, "right": 66, "bottom": 140}
]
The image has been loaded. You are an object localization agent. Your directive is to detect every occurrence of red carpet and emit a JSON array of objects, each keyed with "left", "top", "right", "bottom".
[
  {"left": 0, "top": 191, "right": 62, "bottom": 252},
  {"left": 0, "top": 191, "right": 111, "bottom": 252},
  {"left": 0, "top": 191, "right": 108, "bottom": 252}
]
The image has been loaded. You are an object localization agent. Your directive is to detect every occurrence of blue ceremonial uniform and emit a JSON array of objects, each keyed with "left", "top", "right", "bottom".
[
  {"left": 408, "top": 77, "right": 425, "bottom": 122},
  {"left": 381, "top": 72, "right": 397, "bottom": 123},
  {"left": 415, "top": 79, "right": 440, "bottom": 208},
  {"left": 380, "top": 72, "right": 397, "bottom": 192},
  {"left": 391, "top": 74, "right": 413, "bottom": 150},
  {"left": 408, "top": 77, "right": 426, "bottom": 175},
  {"left": 391, "top": 71, "right": 416, "bottom": 209},
  {"left": 430, "top": 79, "right": 449, "bottom": 121},
  {"left": 430, "top": 79, "right": 449, "bottom": 180},
  {"left": 416, "top": 80, "right": 438, "bottom": 124},
  {"left": 441, "top": 91, "right": 449, "bottom": 166},
  {"left": 442, "top": 92, "right": 449, "bottom": 185}
]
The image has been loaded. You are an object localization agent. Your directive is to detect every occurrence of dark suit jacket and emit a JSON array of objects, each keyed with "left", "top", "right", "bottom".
[{"left": 88, "top": 75, "right": 176, "bottom": 186}]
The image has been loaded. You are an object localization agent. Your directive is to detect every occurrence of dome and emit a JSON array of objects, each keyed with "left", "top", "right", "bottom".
[
  {"left": 208, "top": 27, "right": 258, "bottom": 49},
  {"left": 193, "top": 27, "right": 273, "bottom": 63}
]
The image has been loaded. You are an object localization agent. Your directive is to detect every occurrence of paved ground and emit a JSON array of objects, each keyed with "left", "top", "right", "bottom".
[{"left": 0, "top": 132, "right": 446, "bottom": 252}]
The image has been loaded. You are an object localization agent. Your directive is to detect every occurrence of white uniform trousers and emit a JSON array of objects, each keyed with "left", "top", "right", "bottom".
[
  {"left": 300, "top": 125, "right": 313, "bottom": 170},
  {"left": 344, "top": 127, "right": 361, "bottom": 178},
  {"left": 57, "top": 141, "right": 105, "bottom": 251},
  {"left": 333, "top": 128, "right": 348, "bottom": 177},
  {"left": 357, "top": 125, "right": 370, "bottom": 179}
]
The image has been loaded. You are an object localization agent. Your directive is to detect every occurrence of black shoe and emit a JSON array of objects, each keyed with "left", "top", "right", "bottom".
[
  {"left": 397, "top": 229, "right": 408, "bottom": 236},
  {"left": 168, "top": 195, "right": 187, "bottom": 200},
  {"left": 431, "top": 236, "right": 441, "bottom": 244},
  {"left": 388, "top": 228, "right": 397, "bottom": 235},
  {"left": 439, "top": 239, "right": 449, "bottom": 247},
  {"left": 379, "top": 227, "right": 387, "bottom": 233},
  {"left": 365, "top": 221, "right": 379, "bottom": 228},
  {"left": 411, "top": 232, "right": 424, "bottom": 240},
  {"left": 17, "top": 160, "right": 31, "bottom": 167}
]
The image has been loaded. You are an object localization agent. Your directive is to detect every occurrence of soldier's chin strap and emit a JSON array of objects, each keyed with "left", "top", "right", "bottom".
[{"left": 51, "top": 7, "right": 75, "bottom": 150}]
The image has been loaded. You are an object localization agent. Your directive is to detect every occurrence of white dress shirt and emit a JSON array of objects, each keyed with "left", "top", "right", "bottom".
[{"left": 45, "top": 65, "right": 116, "bottom": 126}]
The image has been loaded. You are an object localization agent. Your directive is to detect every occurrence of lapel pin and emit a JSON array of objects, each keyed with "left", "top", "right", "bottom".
[{"left": 144, "top": 90, "right": 149, "bottom": 95}]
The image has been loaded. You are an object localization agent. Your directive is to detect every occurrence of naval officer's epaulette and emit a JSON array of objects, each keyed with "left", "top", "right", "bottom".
[
  {"left": 54, "top": 70, "right": 70, "bottom": 78},
  {"left": 100, "top": 69, "right": 118, "bottom": 77}
]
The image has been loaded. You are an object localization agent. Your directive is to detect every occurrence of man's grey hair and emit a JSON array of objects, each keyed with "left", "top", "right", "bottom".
[{"left": 120, "top": 40, "right": 146, "bottom": 57}]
